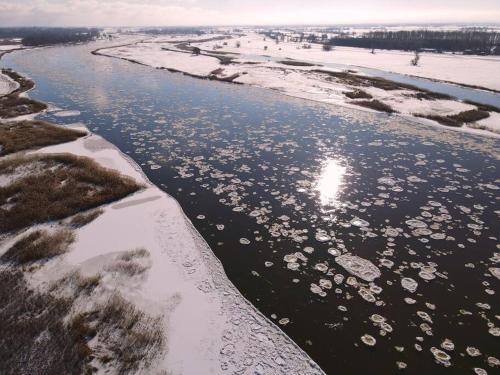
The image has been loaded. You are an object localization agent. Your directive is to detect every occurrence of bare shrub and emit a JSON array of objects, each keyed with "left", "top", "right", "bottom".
[
  {"left": 411, "top": 50, "right": 421, "bottom": 66},
  {"left": 1, "top": 229, "right": 74, "bottom": 264}
]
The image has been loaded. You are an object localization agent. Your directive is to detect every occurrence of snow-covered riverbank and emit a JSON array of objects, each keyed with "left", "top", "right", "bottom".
[
  {"left": 0, "top": 60, "right": 324, "bottom": 373},
  {"left": 28, "top": 127, "right": 324, "bottom": 374},
  {"left": 95, "top": 33, "right": 500, "bottom": 137}
]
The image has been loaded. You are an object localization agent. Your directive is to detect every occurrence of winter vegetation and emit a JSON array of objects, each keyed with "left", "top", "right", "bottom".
[
  {"left": 0, "top": 65, "right": 323, "bottom": 374},
  {"left": 0, "top": 10, "right": 499, "bottom": 372}
]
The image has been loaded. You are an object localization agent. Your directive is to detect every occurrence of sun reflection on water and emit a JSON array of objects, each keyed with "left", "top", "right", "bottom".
[{"left": 316, "top": 159, "right": 347, "bottom": 208}]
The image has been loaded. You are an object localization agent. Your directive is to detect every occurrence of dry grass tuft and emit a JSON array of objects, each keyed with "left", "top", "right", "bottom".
[
  {"left": 119, "top": 247, "right": 149, "bottom": 262},
  {"left": 0, "top": 120, "right": 87, "bottom": 155},
  {"left": 344, "top": 89, "right": 373, "bottom": 100},
  {"left": 69, "top": 208, "right": 104, "bottom": 228},
  {"left": 1, "top": 229, "right": 74, "bottom": 264},
  {"left": 93, "top": 294, "right": 165, "bottom": 374},
  {"left": 353, "top": 99, "right": 396, "bottom": 113},
  {"left": 0, "top": 154, "right": 142, "bottom": 233},
  {"left": 416, "top": 109, "right": 490, "bottom": 127}
]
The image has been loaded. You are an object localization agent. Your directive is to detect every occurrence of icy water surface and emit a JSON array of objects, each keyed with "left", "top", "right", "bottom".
[{"left": 3, "top": 43, "right": 499, "bottom": 374}]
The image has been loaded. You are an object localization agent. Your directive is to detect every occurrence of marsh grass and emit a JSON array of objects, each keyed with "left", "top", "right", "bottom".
[
  {"left": 416, "top": 109, "right": 490, "bottom": 127},
  {"left": 0, "top": 120, "right": 87, "bottom": 155},
  {"left": 0, "top": 154, "right": 141, "bottom": 233},
  {"left": 353, "top": 99, "right": 396, "bottom": 113},
  {"left": 0, "top": 269, "right": 163, "bottom": 374},
  {"left": 0, "top": 268, "right": 92, "bottom": 374},
  {"left": 93, "top": 294, "right": 165, "bottom": 374},
  {"left": 1, "top": 228, "right": 74, "bottom": 264},
  {"left": 69, "top": 208, "right": 104, "bottom": 228}
]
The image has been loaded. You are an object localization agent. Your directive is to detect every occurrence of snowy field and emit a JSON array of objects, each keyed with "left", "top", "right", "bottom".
[
  {"left": 96, "top": 32, "right": 500, "bottom": 137},
  {"left": 196, "top": 32, "right": 500, "bottom": 91}
]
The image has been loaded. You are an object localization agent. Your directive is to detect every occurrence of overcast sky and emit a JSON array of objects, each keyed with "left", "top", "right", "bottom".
[{"left": 1, "top": 0, "right": 500, "bottom": 27}]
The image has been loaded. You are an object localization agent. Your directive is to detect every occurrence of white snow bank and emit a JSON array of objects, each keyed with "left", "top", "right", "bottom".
[
  {"left": 473, "top": 111, "right": 500, "bottom": 134},
  {"left": 0, "top": 44, "right": 21, "bottom": 51},
  {"left": 194, "top": 32, "right": 500, "bottom": 91},
  {"left": 26, "top": 129, "right": 324, "bottom": 375},
  {"left": 0, "top": 71, "right": 18, "bottom": 96},
  {"left": 101, "top": 42, "right": 221, "bottom": 77}
]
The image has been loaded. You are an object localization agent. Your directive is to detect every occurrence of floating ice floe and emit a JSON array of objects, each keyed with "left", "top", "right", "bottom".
[
  {"left": 489, "top": 267, "right": 500, "bottom": 280},
  {"left": 361, "top": 334, "right": 376, "bottom": 346},
  {"left": 401, "top": 277, "right": 418, "bottom": 293},
  {"left": 53, "top": 109, "right": 81, "bottom": 117},
  {"left": 335, "top": 254, "right": 381, "bottom": 282},
  {"left": 430, "top": 347, "right": 451, "bottom": 366}
]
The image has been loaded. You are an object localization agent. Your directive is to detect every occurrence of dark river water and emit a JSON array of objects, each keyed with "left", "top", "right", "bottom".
[{"left": 3, "top": 42, "right": 499, "bottom": 374}]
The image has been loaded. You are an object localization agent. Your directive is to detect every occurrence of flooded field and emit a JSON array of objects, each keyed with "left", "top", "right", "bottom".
[{"left": 3, "top": 43, "right": 499, "bottom": 374}]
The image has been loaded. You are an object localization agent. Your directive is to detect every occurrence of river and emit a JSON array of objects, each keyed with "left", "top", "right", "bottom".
[{"left": 3, "top": 42, "right": 499, "bottom": 374}]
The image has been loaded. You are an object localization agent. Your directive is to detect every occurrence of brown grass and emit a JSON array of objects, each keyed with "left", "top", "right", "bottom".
[
  {"left": 345, "top": 89, "right": 373, "bottom": 99},
  {"left": 69, "top": 208, "right": 104, "bottom": 228},
  {"left": 416, "top": 109, "right": 490, "bottom": 127},
  {"left": 107, "top": 249, "right": 150, "bottom": 277},
  {"left": 1, "top": 229, "right": 74, "bottom": 264},
  {"left": 93, "top": 294, "right": 164, "bottom": 374},
  {"left": 0, "top": 95, "right": 47, "bottom": 118},
  {"left": 0, "top": 154, "right": 142, "bottom": 233},
  {"left": 448, "top": 109, "right": 490, "bottom": 123},
  {"left": 0, "top": 120, "right": 87, "bottom": 155},
  {"left": 0, "top": 268, "right": 92, "bottom": 374},
  {"left": 353, "top": 99, "right": 396, "bottom": 113}
]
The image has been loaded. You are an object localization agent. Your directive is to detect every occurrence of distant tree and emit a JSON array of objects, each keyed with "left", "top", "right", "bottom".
[
  {"left": 371, "top": 48, "right": 375, "bottom": 54},
  {"left": 264, "top": 45, "right": 268, "bottom": 50},
  {"left": 236, "top": 41, "right": 241, "bottom": 48},
  {"left": 322, "top": 44, "right": 333, "bottom": 51},
  {"left": 411, "top": 50, "right": 420, "bottom": 66},
  {"left": 192, "top": 47, "right": 201, "bottom": 55}
]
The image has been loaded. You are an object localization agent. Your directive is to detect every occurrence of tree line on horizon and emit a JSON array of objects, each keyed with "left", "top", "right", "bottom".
[
  {"left": 0, "top": 27, "right": 100, "bottom": 46},
  {"left": 263, "top": 29, "right": 500, "bottom": 55},
  {"left": 328, "top": 30, "right": 500, "bottom": 55}
]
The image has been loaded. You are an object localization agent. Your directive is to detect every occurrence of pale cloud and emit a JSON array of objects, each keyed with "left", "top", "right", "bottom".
[{"left": 0, "top": 0, "right": 499, "bottom": 27}]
